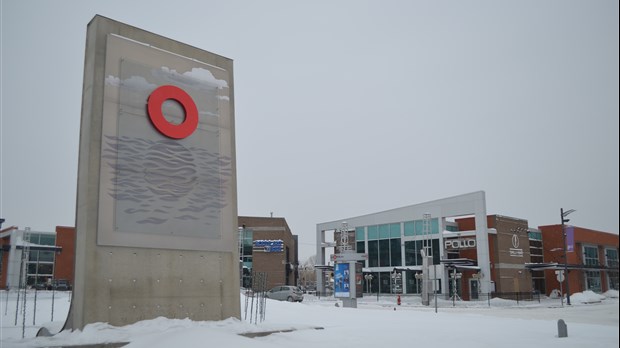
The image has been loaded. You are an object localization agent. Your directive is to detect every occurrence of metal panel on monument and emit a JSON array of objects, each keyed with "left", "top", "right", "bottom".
[{"left": 67, "top": 15, "right": 240, "bottom": 330}]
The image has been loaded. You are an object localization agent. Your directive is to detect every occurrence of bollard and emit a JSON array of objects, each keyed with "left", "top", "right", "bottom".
[{"left": 557, "top": 319, "right": 568, "bottom": 338}]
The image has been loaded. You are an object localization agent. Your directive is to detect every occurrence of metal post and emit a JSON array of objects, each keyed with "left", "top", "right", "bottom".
[
  {"left": 33, "top": 288, "right": 38, "bottom": 325},
  {"left": 559, "top": 272, "right": 564, "bottom": 307},
  {"left": 561, "top": 208, "right": 575, "bottom": 306}
]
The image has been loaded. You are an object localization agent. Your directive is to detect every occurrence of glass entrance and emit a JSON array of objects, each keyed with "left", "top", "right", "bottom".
[{"left": 469, "top": 278, "right": 480, "bottom": 300}]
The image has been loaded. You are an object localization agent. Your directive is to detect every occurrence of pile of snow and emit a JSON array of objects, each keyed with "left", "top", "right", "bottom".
[
  {"left": 603, "top": 289, "right": 619, "bottom": 298},
  {"left": 569, "top": 290, "right": 606, "bottom": 304}
]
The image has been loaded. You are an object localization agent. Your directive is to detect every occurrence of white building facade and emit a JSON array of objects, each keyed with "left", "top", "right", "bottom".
[{"left": 316, "top": 191, "right": 492, "bottom": 297}]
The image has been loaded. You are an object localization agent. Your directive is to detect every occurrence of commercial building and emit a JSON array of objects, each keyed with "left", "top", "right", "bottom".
[
  {"left": 533, "top": 225, "right": 619, "bottom": 296},
  {"left": 1, "top": 226, "right": 75, "bottom": 289},
  {"left": 316, "top": 191, "right": 619, "bottom": 300},
  {"left": 238, "top": 216, "right": 299, "bottom": 290}
]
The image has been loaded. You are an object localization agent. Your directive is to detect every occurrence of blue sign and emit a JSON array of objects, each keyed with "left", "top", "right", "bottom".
[
  {"left": 253, "top": 240, "right": 284, "bottom": 252},
  {"left": 334, "top": 263, "right": 350, "bottom": 298}
]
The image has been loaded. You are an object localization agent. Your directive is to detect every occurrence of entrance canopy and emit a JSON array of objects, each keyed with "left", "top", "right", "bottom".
[{"left": 440, "top": 258, "right": 480, "bottom": 270}]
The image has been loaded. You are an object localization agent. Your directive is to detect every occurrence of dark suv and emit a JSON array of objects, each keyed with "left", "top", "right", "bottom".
[{"left": 48, "top": 279, "right": 71, "bottom": 291}]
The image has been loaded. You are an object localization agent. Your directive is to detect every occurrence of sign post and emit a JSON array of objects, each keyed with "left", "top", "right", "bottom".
[{"left": 555, "top": 270, "right": 565, "bottom": 307}]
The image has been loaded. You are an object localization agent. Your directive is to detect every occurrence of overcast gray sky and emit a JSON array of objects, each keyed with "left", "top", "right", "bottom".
[{"left": 1, "top": 0, "right": 618, "bottom": 261}]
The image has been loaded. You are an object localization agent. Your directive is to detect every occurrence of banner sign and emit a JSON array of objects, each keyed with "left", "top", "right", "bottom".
[
  {"left": 565, "top": 226, "right": 574, "bottom": 252},
  {"left": 334, "top": 263, "right": 350, "bottom": 298},
  {"left": 253, "top": 240, "right": 284, "bottom": 252}
]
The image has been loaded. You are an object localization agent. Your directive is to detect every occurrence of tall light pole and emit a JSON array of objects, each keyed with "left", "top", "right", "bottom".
[{"left": 561, "top": 208, "right": 576, "bottom": 305}]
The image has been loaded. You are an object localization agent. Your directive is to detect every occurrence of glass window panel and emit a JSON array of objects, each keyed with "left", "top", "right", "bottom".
[
  {"left": 606, "top": 248, "right": 618, "bottom": 268},
  {"left": 583, "top": 246, "right": 599, "bottom": 266},
  {"left": 405, "top": 270, "right": 421, "bottom": 294},
  {"left": 379, "top": 272, "right": 391, "bottom": 294},
  {"left": 39, "top": 234, "right": 56, "bottom": 246},
  {"left": 390, "top": 238, "right": 402, "bottom": 266},
  {"left": 379, "top": 224, "right": 390, "bottom": 239},
  {"left": 29, "top": 251, "right": 39, "bottom": 262},
  {"left": 404, "top": 221, "right": 414, "bottom": 236},
  {"left": 608, "top": 271, "right": 619, "bottom": 290},
  {"left": 446, "top": 225, "right": 459, "bottom": 232},
  {"left": 390, "top": 223, "right": 401, "bottom": 238},
  {"left": 38, "top": 263, "right": 53, "bottom": 275},
  {"left": 356, "top": 227, "right": 365, "bottom": 241},
  {"left": 356, "top": 241, "right": 365, "bottom": 253},
  {"left": 415, "top": 241, "right": 424, "bottom": 265},
  {"left": 28, "top": 234, "right": 41, "bottom": 244},
  {"left": 39, "top": 251, "right": 55, "bottom": 262},
  {"left": 379, "top": 239, "right": 390, "bottom": 266},
  {"left": 585, "top": 271, "right": 602, "bottom": 292},
  {"left": 368, "top": 226, "right": 378, "bottom": 240},
  {"left": 431, "top": 218, "right": 439, "bottom": 234},
  {"left": 414, "top": 220, "right": 425, "bottom": 235},
  {"left": 405, "top": 241, "right": 416, "bottom": 266},
  {"left": 368, "top": 240, "right": 379, "bottom": 267}
]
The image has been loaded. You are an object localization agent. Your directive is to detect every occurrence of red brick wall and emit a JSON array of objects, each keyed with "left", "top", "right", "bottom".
[
  {"left": 1, "top": 226, "right": 18, "bottom": 288},
  {"left": 54, "top": 226, "right": 76, "bottom": 286},
  {"left": 539, "top": 225, "right": 619, "bottom": 295}
]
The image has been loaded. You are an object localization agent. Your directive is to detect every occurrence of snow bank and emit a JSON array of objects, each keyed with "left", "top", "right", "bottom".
[{"left": 569, "top": 290, "right": 606, "bottom": 304}]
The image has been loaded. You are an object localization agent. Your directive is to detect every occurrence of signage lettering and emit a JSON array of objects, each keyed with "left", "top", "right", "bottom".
[{"left": 444, "top": 238, "right": 476, "bottom": 249}]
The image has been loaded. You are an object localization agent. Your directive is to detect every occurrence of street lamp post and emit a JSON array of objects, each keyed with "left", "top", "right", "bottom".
[
  {"left": 364, "top": 274, "right": 374, "bottom": 300},
  {"left": 561, "top": 208, "right": 576, "bottom": 306}
]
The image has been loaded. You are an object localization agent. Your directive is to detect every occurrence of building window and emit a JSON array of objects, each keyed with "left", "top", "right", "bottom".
[
  {"left": 390, "top": 238, "right": 402, "bottom": 266},
  {"left": 368, "top": 226, "right": 378, "bottom": 240},
  {"left": 355, "top": 227, "right": 365, "bottom": 241},
  {"left": 405, "top": 270, "right": 421, "bottom": 294},
  {"left": 356, "top": 241, "right": 365, "bottom": 255},
  {"left": 583, "top": 245, "right": 599, "bottom": 266},
  {"left": 404, "top": 221, "right": 415, "bottom": 236},
  {"left": 379, "top": 239, "right": 390, "bottom": 267},
  {"left": 368, "top": 240, "right": 379, "bottom": 267},
  {"left": 389, "top": 223, "right": 401, "bottom": 238},
  {"left": 379, "top": 272, "right": 391, "bottom": 294},
  {"left": 528, "top": 231, "right": 542, "bottom": 240},
  {"left": 404, "top": 241, "right": 417, "bottom": 266},
  {"left": 605, "top": 248, "right": 618, "bottom": 268},
  {"left": 606, "top": 248, "right": 619, "bottom": 291},
  {"left": 584, "top": 271, "right": 602, "bottom": 293},
  {"left": 445, "top": 224, "right": 459, "bottom": 232},
  {"left": 379, "top": 224, "right": 390, "bottom": 239}
]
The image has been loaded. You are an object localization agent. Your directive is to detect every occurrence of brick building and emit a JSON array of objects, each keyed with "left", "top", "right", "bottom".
[
  {"left": 537, "top": 225, "right": 619, "bottom": 296},
  {"left": 0, "top": 226, "right": 75, "bottom": 289},
  {"left": 238, "top": 216, "right": 298, "bottom": 290}
]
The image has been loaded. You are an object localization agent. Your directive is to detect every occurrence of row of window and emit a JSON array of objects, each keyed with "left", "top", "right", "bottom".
[
  {"left": 583, "top": 245, "right": 618, "bottom": 267},
  {"left": 355, "top": 218, "right": 442, "bottom": 241},
  {"left": 356, "top": 239, "right": 441, "bottom": 268}
]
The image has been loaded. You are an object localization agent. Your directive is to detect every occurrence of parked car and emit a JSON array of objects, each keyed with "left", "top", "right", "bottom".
[
  {"left": 48, "top": 279, "right": 72, "bottom": 291},
  {"left": 34, "top": 282, "right": 48, "bottom": 290},
  {"left": 266, "top": 285, "right": 303, "bottom": 302}
]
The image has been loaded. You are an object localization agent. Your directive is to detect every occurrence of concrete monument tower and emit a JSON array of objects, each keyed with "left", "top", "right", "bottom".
[{"left": 67, "top": 15, "right": 240, "bottom": 330}]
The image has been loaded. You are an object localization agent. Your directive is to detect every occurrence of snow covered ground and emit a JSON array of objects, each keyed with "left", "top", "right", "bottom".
[{"left": 1, "top": 289, "right": 618, "bottom": 347}]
